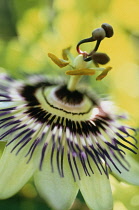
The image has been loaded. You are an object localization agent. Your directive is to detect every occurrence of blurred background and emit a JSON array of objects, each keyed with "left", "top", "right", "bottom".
[{"left": 0, "top": 0, "right": 139, "bottom": 209}]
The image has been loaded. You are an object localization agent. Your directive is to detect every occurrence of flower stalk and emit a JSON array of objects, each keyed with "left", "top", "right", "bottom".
[{"left": 67, "top": 75, "right": 82, "bottom": 91}]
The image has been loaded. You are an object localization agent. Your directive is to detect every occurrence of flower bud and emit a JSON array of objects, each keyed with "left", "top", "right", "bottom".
[
  {"left": 92, "top": 28, "right": 106, "bottom": 41},
  {"left": 92, "top": 52, "right": 110, "bottom": 64},
  {"left": 101, "top": 23, "right": 114, "bottom": 38}
]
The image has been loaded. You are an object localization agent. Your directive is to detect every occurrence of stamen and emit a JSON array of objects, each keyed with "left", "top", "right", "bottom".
[
  {"left": 48, "top": 53, "right": 69, "bottom": 68},
  {"left": 91, "top": 53, "right": 110, "bottom": 65},
  {"left": 66, "top": 68, "right": 96, "bottom": 76}
]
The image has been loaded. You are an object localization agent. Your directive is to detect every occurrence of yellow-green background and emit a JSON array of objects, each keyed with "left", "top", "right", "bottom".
[{"left": 0, "top": 0, "right": 139, "bottom": 209}]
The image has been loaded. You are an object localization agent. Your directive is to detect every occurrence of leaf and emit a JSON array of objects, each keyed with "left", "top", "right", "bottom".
[
  {"left": 48, "top": 53, "right": 69, "bottom": 68},
  {"left": 96, "top": 67, "right": 112, "bottom": 80}
]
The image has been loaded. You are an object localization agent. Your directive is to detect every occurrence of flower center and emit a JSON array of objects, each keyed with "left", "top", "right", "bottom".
[
  {"left": 55, "top": 85, "right": 84, "bottom": 105},
  {"left": 34, "top": 84, "right": 95, "bottom": 120}
]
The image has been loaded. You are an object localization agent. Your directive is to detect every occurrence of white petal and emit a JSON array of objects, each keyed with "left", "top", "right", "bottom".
[
  {"left": 0, "top": 143, "right": 37, "bottom": 199},
  {"left": 78, "top": 164, "right": 113, "bottom": 210},
  {"left": 111, "top": 154, "right": 139, "bottom": 185},
  {"left": 34, "top": 151, "right": 79, "bottom": 210}
]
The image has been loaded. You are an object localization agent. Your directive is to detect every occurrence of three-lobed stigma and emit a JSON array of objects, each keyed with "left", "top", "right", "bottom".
[{"left": 48, "top": 23, "right": 113, "bottom": 86}]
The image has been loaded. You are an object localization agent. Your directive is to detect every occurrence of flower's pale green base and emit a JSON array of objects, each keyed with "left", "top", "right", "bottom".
[
  {"left": 0, "top": 143, "right": 36, "bottom": 199},
  {"left": 77, "top": 161, "right": 113, "bottom": 210},
  {"left": 34, "top": 150, "right": 79, "bottom": 210},
  {"left": 111, "top": 155, "right": 139, "bottom": 186}
]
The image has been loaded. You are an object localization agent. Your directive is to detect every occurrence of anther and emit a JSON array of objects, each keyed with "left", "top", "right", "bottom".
[{"left": 92, "top": 52, "right": 110, "bottom": 65}]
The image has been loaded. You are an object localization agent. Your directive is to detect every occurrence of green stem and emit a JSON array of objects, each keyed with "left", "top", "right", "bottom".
[{"left": 67, "top": 75, "right": 82, "bottom": 91}]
